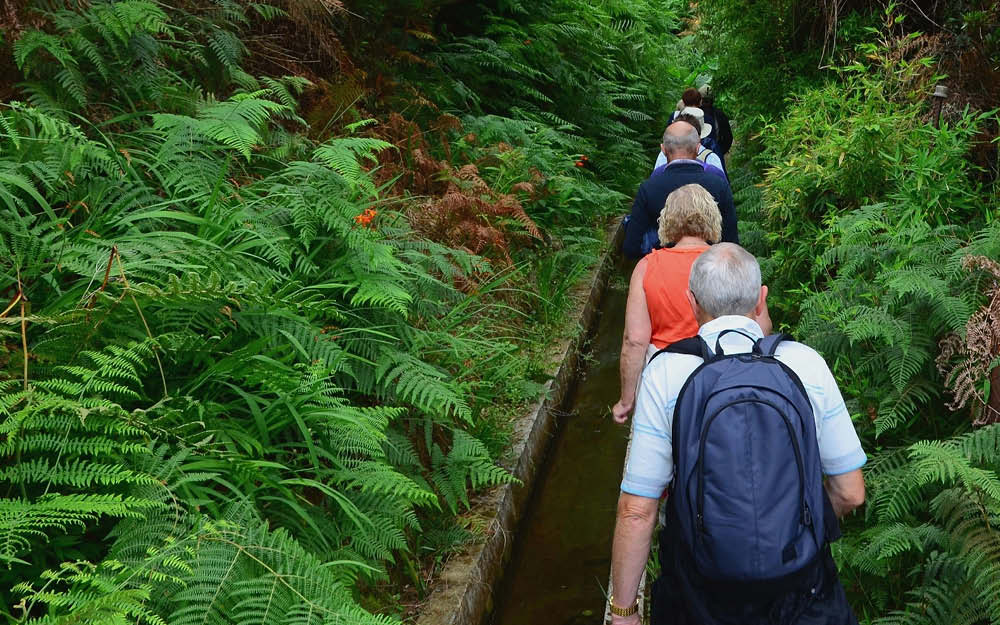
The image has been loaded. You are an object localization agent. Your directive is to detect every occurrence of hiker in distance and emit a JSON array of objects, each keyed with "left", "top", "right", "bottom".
[
  {"left": 669, "top": 86, "right": 703, "bottom": 124},
  {"left": 699, "top": 84, "right": 733, "bottom": 165},
  {"left": 609, "top": 244, "right": 866, "bottom": 625},
  {"left": 622, "top": 122, "right": 737, "bottom": 259},
  {"left": 653, "top": 108, "right": 727, "bottom": 180}
]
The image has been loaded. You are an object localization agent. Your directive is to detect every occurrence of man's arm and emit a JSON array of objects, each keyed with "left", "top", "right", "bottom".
[
  {"left": 825, "top": 468, "right": 865, "bottom": 517},
  {"left": 622, "top": 186, "right": 651, "bottom": 260},
  {"left": 613, "top": 260, "right": 651, "bottom": 423},
  {"left": 813, "top": 354, "right": 868, "bottom": 508},
  {"left": 610, "top": 493, "right": 659, "bottom": 625},
  {"left": 614, "top": 355, "right": 674, "bottom": 622}
]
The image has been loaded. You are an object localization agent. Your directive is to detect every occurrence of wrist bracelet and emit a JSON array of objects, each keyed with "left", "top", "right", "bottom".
[{"left": 609, "top": 595, "right": 639, "bottom": 617}]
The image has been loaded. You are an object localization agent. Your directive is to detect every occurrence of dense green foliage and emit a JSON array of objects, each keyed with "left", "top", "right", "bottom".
[
  {"left": 711, "top": 2, "right": 1000, "bottom": 622},
  {"left": 0, "top": 0, "right": 691, "bottom": 622},
  {"left": 423, "top": 0, "right": 705, "bottom": 181},
  {"left": 4, "top": 0, "right": 1000, "bottom": 622}
]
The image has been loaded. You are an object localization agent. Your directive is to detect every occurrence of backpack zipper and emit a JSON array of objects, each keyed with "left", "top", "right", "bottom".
[{"left": 695, "top": 398, "right": 809, "bottom": 536}]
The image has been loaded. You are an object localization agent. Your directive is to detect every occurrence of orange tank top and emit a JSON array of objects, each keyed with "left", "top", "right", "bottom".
[{"left": 643, "top": 245, "right": 708, "bottom": 349}]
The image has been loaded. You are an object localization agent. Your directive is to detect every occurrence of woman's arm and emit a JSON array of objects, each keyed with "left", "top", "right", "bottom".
[{"left": 613, "top": 260, "right": 652, "bottom": 423}]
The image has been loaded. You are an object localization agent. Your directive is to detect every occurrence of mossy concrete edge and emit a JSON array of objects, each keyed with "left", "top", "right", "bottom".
[{"left": 416, "top": 217, "right": 625, "bottom": 625}]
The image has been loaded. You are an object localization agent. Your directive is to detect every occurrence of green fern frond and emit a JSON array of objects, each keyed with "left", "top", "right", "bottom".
[
  {"left": 313, "top": 137, "right": 394, "bottom": 195},
  {"left": 376, "top": 353, "right": 471, "bottom": 422}
]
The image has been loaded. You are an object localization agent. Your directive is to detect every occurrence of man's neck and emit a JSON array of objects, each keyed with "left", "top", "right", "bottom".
[
  {"left": 666, "top": 155, "right": 699, "bottom": 165},
  {"left": 698, "top": 313, "right": 757, "bottom": 326}
]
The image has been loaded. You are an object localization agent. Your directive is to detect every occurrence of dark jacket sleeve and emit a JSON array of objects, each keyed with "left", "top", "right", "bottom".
[
  {"left": 623, "top": 184, "right": 651, "bottom": 260},
  {"left": 718, "top": 181, "right": 738, "bottom": 244},
  {"left": 716, "top": 108, "right": 733, "bottom": 155}
]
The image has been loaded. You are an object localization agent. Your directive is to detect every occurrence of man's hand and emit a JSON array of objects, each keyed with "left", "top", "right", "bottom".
[
  {"left": 612, "top": 399, "right": 633, "bottom": 424},
  {"left": 825, "top": 468, "right": 865, "bottom": 517}
]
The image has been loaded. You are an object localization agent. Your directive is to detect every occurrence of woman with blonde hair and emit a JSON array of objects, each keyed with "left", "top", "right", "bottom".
[{"left": 612, "top": 184, "right": 769, "bottom": 423}]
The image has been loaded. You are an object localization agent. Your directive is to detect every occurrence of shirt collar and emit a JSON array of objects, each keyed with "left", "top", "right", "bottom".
[
  {"left": 698, "top": 316, "right": 764, "bottom": 354},
  {"left": 666, "top": 158, "right": 701, "bottom": 167}
]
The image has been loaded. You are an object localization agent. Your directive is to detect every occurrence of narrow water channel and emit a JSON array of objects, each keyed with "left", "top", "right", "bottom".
[{"left": 490, "top": 275, "right": 631, "bottom": 625}]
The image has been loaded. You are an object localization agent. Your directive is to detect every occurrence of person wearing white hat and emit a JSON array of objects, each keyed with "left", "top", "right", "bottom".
[{"left": 653, "top": 107, "right": 726, "bottom": 179}]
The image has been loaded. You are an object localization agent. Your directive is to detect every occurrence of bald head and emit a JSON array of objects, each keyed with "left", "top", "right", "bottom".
[{"left": 661, "top": 121, "right": 701, "bottom": 161}]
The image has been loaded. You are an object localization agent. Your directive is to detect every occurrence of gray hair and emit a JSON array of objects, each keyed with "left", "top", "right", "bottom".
[
  {"left": 688, "top": 243, "right": 761, "bottom": 318},
  {"left": 661, "top": 123, "right": 700, "bottom": 159}
]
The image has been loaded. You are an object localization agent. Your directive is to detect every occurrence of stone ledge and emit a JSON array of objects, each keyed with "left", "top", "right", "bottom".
[{"left": 416, "top": 217, "right": 624, "bottom": 625}]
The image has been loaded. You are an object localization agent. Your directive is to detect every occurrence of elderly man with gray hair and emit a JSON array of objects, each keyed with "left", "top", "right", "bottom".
[
  {"left": 609, "top": 244, "right": 866, "bottom": 625},
  {"left": 623, "top": 122, "right": 737, "bottom": 259}
]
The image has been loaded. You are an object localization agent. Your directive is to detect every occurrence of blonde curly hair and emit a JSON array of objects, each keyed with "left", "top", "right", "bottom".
[{"left": 657, "top": 184, "right": 722, "bottom": 245}]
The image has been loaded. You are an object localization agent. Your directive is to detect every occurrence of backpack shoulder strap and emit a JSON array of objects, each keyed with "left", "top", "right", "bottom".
[
  {"left": 649, "top": 335, "right": 712, "bottom": 364},
  {"left": 753, "top": 332, "right": 793, "bottom": 357},
  {"left": 696, "top": 148, "right": 713, "bottom": 162}
]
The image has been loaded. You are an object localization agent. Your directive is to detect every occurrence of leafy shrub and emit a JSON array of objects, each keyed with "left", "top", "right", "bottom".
[
  {"left": 422, "top": 0, "right": 700, "bottom": 191},
  {"left": 0, "top": 1, "right": 622, "bottom": 621},
  {"left": 739, "top": 16, "right": 1000, "bottom": 623}
]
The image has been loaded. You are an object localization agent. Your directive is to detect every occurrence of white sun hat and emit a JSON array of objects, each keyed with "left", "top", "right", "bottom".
[{"left": 679, "top": 106, "right": 712, "bottom": 139}]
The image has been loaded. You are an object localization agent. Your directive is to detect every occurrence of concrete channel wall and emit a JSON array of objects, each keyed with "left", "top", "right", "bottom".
[{"left": 416, "top": 218, "right": 625, "bottom": 625}]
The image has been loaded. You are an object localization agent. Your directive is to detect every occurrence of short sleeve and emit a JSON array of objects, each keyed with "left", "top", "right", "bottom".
[
  {"left": 814, "top": 365, "right": 867, "bottom": 475},
  {"left": 706, "top": 151, "right": 726, "bottom": 176},
  {"left": 621, "top": 363, "right": 675, "bottom": 498},
  {"left": 653, "top": 150, "right": 667, "bottom": 171}
]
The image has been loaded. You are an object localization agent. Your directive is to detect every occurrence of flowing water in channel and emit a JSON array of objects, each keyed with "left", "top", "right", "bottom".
[{"left": 489, "top": 278, "right": 631, "bottom": 625}]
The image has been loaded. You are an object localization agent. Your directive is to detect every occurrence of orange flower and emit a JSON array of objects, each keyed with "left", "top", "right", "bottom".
[
  {"left": 355, "top": 208, "right": 378, "bottom": 228},
  {"left": 575, "top": 161, "right": 584, "bottom": 167}
]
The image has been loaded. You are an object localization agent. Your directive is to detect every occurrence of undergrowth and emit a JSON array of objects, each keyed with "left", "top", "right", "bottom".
[
  {"left": 717, "top": 3, "right": 1000, "bottom": 622},
  {"left": 0, "top": 0, "right": 677, "bottom": 622}
]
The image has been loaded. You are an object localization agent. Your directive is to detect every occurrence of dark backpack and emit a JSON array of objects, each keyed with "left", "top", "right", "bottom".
[
  {"left": 702, "top": 109, "right": 719, "bottom": 141},
  {"left": 700, "top": 135, "right": 721, "bottom": 154},
  {"left": 654, "top": 331, "right": 826, "bottom": 583}
]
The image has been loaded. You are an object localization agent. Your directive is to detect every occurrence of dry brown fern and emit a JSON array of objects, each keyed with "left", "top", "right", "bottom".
[
  {"left": 937, "top": 255, "right": 1000, "bottom": 425},
  {"left": 370, "top": 113, "right": 543, "bottom": 264}
]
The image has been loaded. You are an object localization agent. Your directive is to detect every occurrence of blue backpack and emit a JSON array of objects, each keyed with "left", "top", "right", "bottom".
[{"left": 655, "top": 331, "right": 826, "bottom": 582}]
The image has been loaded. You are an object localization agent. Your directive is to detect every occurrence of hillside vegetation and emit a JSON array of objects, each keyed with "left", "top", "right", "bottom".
[
  {"left": 1, "top": 0, "right": 999, "bottom": 624},
  {"left": 704, "top": 2, "right": 1000, "bottom": 622},
  {"left": 0, "top": 0, "right": 694, "bottom": 622}
]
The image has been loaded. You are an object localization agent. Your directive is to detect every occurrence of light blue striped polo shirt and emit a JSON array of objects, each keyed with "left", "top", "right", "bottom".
[{"left": 621, "top": 315, "right": 867, "bottom": 499}]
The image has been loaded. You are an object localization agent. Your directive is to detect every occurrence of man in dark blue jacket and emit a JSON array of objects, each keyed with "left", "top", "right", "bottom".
[{"left": 623, "top": 122, "right": 737, "bottom": 260}]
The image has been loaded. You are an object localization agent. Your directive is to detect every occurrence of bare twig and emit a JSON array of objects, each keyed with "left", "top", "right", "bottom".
[
  {"left": 114, "top": 248, "right": 168, "bottom": 398},
  {"left": 16, "top": 266, "right": 28, "bottom": 391}
]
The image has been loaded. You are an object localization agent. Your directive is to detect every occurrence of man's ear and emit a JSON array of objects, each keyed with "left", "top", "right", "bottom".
[
  {"left": 686, "top": 289, "right": 700, "bottom": 319},
  {"left": 661, "top": 143, "right": 667, "bottom": 156},
  {"left": 754, "top": 285, "right": 768, "bottom": 317}
]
